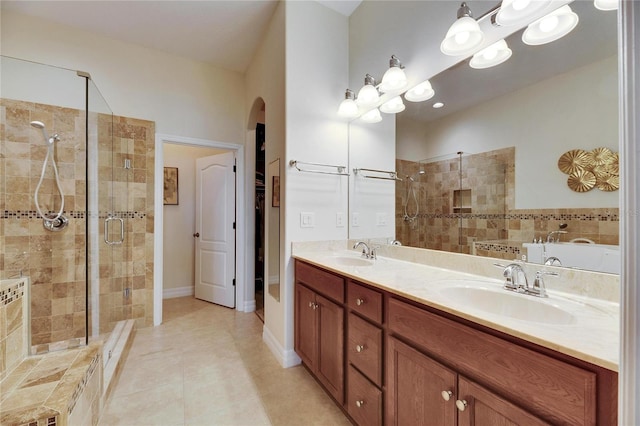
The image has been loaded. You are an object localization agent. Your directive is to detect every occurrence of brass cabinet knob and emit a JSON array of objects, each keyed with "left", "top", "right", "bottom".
[
  {"left": 456, "top": 399, "right": 468, "bottom": 412},
  {"left": 441, "top": 390, "right": 453, "bottom": 401},
  {"left": 355, "top": 344, "right": 365, "bottom": 353},
  {"left": 356, "top": 298, "right": 365, "bottom": 306},
  {"left": 355, "top": 400, "right": 364, "bottom": 408}
]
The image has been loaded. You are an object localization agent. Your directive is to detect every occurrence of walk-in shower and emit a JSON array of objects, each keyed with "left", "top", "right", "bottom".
[
  {"left": 1, "top": 55, "right": 153, "bottom": 356},
  {"left": 30, "top": 120, "right": 68, "bottom": 231}
]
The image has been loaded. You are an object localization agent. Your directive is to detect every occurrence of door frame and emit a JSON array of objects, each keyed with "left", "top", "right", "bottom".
[{"left": 153, "top": 133, "right": 248, "bottom": 325}]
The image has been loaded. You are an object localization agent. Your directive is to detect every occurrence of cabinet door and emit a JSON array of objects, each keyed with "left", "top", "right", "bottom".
[
  {"left": 457, "top": 377, "right": 550, "bottom": 426},
  {"left": 387, "top": 337, "right": 457, "bottom": 426},
  {"left": 316, "top": 293, "right": 345, "bottom": 404},
  {"left": 295, "top": 284, "right": 317, "bottom": 369}
]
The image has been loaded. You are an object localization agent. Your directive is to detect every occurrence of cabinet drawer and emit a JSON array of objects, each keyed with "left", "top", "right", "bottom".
[
  {"left": 347, "top": 280, "right": 383, "bottom": 323},
  {"left": 388, "top": 298, "right": 596, "bottom": 425},
  {"left": 295, "top": 260, "right": 344, "bottom": 303},
  {"left": 348, "top": 313, "right": 382, "bottom": 386},
  {"left": 347, "top": 366, "right": 382, "bottom": 426}
]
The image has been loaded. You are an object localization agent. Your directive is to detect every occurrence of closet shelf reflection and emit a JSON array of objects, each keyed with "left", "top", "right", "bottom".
[{"left": 289, "top": 160, "right": 349, "bottom": 176}]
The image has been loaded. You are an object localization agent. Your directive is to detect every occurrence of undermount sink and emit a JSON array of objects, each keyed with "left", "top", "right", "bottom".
[
  {"left": 331, "top": 255, "right": 374, "bottom": 267},
  {"left": 438, "top": 282, "right": 577, "bottom": 325}
]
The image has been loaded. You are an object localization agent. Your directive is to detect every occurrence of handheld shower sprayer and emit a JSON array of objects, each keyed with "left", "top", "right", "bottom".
[{"left": 30, "top": 121, "right": 67, "bottom": 231}]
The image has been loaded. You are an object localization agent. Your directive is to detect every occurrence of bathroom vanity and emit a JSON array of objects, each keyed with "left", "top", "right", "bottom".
[{"left": 293, "top": 248, "right": 618, "bottom": 425}]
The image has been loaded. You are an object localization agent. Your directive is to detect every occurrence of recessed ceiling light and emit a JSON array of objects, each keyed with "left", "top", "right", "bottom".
[{"left": 433, "top": 102, "right": 445, "bottom": 109}]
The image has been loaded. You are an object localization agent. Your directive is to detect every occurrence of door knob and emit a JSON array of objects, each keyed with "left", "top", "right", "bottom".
[{"left": 193, "top": 232, "right": 200, "bottom": 238}]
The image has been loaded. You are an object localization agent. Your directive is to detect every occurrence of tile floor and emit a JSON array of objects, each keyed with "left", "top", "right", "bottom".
[{"left": 99, "top": 297, "right": 351, "bottom": 425}]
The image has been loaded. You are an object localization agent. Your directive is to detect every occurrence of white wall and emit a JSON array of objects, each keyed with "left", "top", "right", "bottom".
[
  {"left": 162, "top": 144, "right": 226, "bottom": 298},
  {"left": 282, "top": 1, "right": 349, "bottom": 364},
  {"left": 244, "top": 2, "right": 288, "bottom": 364},
  {"left": 397, "top": 56, "right": 619, "bottom": 210},
  {"left": 1, "top": 10, "right": 245, "bottom": 143}
]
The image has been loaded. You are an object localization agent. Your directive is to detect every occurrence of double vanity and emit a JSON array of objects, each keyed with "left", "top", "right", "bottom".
[{"left": 293, "top": 242, "right": 619, "bottom": 425}]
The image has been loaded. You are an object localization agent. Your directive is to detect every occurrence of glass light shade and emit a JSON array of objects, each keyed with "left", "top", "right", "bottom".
[
  {"left": 522, "top": 5, "right": 579, "bottom": 46},
  {"left": 440, "top": 16, "right": 484, "bottom": 56},
  {"left": 337, "top": 98, "right": 359, "bottom": 118},
  {"left": 379, "top": 66, "right": 408, "bottom": 92},
  {"left": 469, "top": 39, "right": 512, "bottom": 69},
  {"left": 356, "top": 84, "right": 380, "bottom": 107},
  {"left": 405, "top": 80, "right": 435, "bottom": 102},
  {"left": 594, "top": 0, "right": 618, "bottom": 11},
  {"left": 496, "top": 0, "right": 552, "bottom": 27},
  {"left": 380, "top": 96, "right": 406, "bottom": 114},
  {"left": 361, "top": 108, "right": 382, "bottom": 123}
]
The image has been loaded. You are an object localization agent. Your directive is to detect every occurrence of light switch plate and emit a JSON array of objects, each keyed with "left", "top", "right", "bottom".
[
  {"left": 300, "top": 212, "right": 315, "bottom": 228},
  {"left": 376, "top": 213, "right": 387, "bottom": 226}
]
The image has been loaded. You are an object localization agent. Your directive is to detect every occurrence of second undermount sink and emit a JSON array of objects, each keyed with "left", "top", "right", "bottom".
[{"left": 438, "top": 282, "right": 577, "bottom": 325}]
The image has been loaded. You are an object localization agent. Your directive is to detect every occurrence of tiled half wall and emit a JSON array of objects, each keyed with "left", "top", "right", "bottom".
[
  {"left": 396, "top": 147, "right": 619, "bottom": 258},
  {"left": 0, "top": 99, "right": 155, "bottom": 352}
]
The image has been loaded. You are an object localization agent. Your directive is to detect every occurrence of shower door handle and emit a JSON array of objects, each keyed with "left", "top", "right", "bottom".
[{"left": 104, "top": 215, "right": 125, "bottom": 245}]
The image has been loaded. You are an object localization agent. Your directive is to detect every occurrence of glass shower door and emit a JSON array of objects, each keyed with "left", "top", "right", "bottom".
[{"left": 87, "top": 78, "right": 131, "bottom": 337}]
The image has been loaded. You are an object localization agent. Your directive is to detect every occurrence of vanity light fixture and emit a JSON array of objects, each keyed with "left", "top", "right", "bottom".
[
  {"left": 495, "top": 0, "right": 552, "bottom": 27},
  {"left": 405, "top": 80, "right": 435, "bottom": 102},
  {"left": 469, "top": 39, "right": 512, "bottom": 69},
  {"left": 337, "top": 89, "right": 359, "bottom": 118},
  {"left": 594, "top": 0, "right": 618, "bottom": 11},
  {"left": 379, "top": 55, "right": 408, "bottom": 92},
  {"left": 356, "top": 74, "right": 380, "bottom": 107},
  {"left": 380, "top": 96, "right": 406, "bottom": 114},
  {"left": 433, "top": 102, "right": 445, "bottom": 109},
  {"left": 360, "top": 108, "right": 382, "bottom": 123},
  {"left": 440, "top": 2, "right": 485, "bottom": 56},
  {"left": 522, "top": 5, "right": 579, "bottom": 46}
]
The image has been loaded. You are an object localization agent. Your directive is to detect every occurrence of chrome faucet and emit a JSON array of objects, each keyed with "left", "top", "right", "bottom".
[
  {"left": 495, "top": 263, "right": 558, "bottom": 298},
  {"left": 500, "top": 263, "right": 528, "bottom": 293},
  {"left": 546, "top": 230, "right": 568, "bottom": 243},
  {"left": 353, "top": 241, "right": 376, "bottom": 259}
]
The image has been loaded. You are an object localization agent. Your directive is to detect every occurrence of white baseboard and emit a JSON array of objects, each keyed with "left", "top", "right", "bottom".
[
  {"left": 163, "top": 286, "right": 193, "bottom": 299},
  {"left": 242, "top": 298, "right": 256, "bottom": 312},
  {"left": 262, "top": 325, "right": 301, "bottom": 368}
]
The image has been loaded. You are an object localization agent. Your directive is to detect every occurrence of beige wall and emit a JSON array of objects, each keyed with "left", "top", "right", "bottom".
[
  {"left": 162, "top": 144, "right": 226, "bottom": 296},
  {"left": 1, "top": 10, "right": 246, "bottom": 144}
]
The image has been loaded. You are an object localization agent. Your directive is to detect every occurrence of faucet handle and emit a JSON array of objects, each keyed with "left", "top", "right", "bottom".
[{"left": 530, "top": 271, "right": 558, "bottom": 298}]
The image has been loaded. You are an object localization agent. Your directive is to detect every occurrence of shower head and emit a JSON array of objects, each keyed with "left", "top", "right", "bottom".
[
  {"left": 30, "top": 121, "right": 55, "bottom": 144},
  {"left": 408, "top": 170, "right": 426, "bottom": 181}
]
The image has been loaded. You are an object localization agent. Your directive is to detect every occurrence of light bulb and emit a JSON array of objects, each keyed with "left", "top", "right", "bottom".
[
  {"left": 539, "top": 15, "right": 559, "bottom": 33},
  {"left": 361, "top": 108, "right": 382, "bottom": 123},
  {"left": 512, "top": 0, "right": 530, "bottom": 11},
  {"left": 405, "top": 80, "right": 435, "bottom": 102},
  {"left": 454, "top": 31, "right": 470, "bottom": 45},
  {"left": 380, "top": 96, "right": 405, "bottom": 114},
  {"left": 470, "top": 40, "right": 512, "bottom": 69}
]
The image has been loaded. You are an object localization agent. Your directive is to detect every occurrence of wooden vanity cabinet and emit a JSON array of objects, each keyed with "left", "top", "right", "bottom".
[
  {"left": 294, "top": 261, "right": 345, "bottom": 404},
  {"left": 294, "top": 260, "right": 617, "bottom": 425},
  {"left": 346, "top": 280, "right": 384, "bottom": 425}
]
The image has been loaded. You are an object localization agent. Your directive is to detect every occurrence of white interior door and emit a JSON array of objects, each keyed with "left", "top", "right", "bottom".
[{"left": 195, "top": 151, "right": 236, "bottom": 308}]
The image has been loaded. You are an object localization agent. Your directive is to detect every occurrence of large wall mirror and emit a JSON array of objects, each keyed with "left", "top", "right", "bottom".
[{"left": 347, "top": 0, "right": 619, "bottom": 274}]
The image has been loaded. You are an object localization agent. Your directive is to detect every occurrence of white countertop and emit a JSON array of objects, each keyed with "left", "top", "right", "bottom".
[{"left": 293, "top": 249, "right": 619, "bottom": 372}]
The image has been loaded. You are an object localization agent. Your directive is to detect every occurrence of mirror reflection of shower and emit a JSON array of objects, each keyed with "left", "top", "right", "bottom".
[
  {"left": 30, "top": 120, "right": 68, "bottom": 231},
  {"left": 403, "top": 165, "right": 425, "bottom": 226}
]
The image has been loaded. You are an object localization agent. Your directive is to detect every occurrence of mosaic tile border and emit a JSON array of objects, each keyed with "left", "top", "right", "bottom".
[
  {"left": 474, "top": 242, "right": 522, "bottom": 255},
  {"left": 0, "top": 280, "right": 25, "bottom": 306},
  {"left": 1, "top": 211, "right": 147, "bottom": 220},
  {"left": 396, "top": 212, "right": 619, "bottom": 221},
  {"left": 67, "top": 351, "right": 100, "bottom": 415}
]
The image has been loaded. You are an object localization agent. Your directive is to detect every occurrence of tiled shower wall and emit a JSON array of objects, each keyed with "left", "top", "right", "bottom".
[
  {"left": 396, "top": 147, "right": 620, "bottom": 257},
  {"left": 0, "top": 99, "right": 154, "bottom": 352}
]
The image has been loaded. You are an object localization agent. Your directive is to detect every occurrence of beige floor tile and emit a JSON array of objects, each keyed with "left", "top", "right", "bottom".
[{"left": 100, "top": 297, "right": 350, "bottom": 426}]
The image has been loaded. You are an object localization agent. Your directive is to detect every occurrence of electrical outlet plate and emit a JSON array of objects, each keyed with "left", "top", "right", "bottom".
[
  {"left": 336, "top": 212, "right": 345, "bottom": 227},
  {"left": 352, "top": 212, "right": 360, "bottom": 227},
  {"left": 300, "top": 212, "right": 315, "bottom": 228},
  {"left": 376, "top": 213, "right": 387, "bottom": 226}
]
